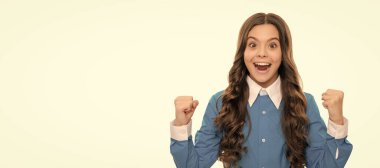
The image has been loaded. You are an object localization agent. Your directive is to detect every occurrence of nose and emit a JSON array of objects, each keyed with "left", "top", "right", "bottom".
[{"left": 256, "top": 46, "right": 267, "bottom": 58}]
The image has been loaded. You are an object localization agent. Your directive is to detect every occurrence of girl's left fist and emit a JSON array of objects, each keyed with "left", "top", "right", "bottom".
[{"left": 322, "top": 89, "right": 344, "bottom": 125}]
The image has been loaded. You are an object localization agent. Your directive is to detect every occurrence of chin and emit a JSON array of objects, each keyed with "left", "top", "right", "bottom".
[{"left": 251, "top": 72, "right": 277, "bottom": 85}]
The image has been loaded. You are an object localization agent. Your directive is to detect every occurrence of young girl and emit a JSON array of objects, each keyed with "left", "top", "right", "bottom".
[{"left": 170, "top": 13, "right": 352, "bottom": 168}]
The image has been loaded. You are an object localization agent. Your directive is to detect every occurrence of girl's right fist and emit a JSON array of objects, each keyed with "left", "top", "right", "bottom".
[{"left": 174, "top": 96, "right": 199, "bottom": 126}]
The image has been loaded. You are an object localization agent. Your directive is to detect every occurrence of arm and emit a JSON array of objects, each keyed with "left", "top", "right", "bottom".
[
  {"left": 170, "top": 94, "right": 222, "bottom": 168},
  {"left": 305, "top": 94, "right": 353, "bottom": 168}
]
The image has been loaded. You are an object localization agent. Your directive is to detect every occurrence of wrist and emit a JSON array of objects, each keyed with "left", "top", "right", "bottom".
[
  {"left": 329, "top": 116, "right": 344, "bottom": 125},
  {"left": 173, "top": 119, "right": 188, "bottom": 126}
]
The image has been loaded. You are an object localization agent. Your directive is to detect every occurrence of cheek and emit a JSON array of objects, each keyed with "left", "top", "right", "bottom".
[
  {"left": 274, "top": 54, "right": 282, "bottom": 64},
  {"left": 243, "top": 55, "right": 251, "bottom": 68},
  {"left": 244, "top": 50, "right": 255, "bottom": 62},
  {"left": 272, "top": 50, "right": 282, "bottom": 64},
  {"left": 268, "top": 51, "right": 282, "bottom": 70},
  {"left": 273, "top": 57, "right": 282, "bottom": 72}
]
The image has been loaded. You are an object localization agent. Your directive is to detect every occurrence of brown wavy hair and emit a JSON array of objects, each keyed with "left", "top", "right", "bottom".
[{"left": 214, "top": 13, "right": 309, "bottom": 168}]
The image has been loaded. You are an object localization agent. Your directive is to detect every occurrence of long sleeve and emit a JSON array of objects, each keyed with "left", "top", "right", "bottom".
[
  {"left": 170, "top": 93, "right": 222, "bottom": 168},
  {"left": 305, "top": 94, "right": 353, "bottom": 168}
]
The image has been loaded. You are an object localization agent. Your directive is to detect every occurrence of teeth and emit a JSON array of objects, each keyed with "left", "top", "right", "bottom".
[{"left": 254, "top": 63, "right": 271, "bottom": 66}]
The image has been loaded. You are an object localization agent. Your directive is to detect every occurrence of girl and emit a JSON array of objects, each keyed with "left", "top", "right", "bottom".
[{"left": 170, "top": 13, "right": 352, "bottom": 168}]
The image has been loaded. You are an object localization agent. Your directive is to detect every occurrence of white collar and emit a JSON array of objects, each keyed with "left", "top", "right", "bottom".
[{"left": 246, "top": 75, "right": 282, "bottom": 109}]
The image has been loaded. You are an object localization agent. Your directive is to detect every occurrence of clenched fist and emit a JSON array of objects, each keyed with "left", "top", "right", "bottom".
[
  {"left": 322, "top": 89, "right": 344, "bottom": 125},
  {"left": 174, "top": 96, "right": 199, "bottom": 126}
]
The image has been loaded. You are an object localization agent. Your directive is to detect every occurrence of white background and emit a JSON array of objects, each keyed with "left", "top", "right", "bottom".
[{"left": 1, "top": 0, "right": 379, "bottom": 167}]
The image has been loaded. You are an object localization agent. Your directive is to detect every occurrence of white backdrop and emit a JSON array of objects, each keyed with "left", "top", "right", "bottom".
[{"left": 0, "top": 0, "right": 379, "bottom": 167}]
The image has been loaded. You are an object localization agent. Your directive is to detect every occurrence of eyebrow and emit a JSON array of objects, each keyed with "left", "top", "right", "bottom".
[{"left": 247, "top": 36, "right": 280, "bottom": 42}]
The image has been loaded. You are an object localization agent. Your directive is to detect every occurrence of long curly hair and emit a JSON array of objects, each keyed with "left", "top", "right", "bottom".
[{"left": 214, "top": 13, "right": 309, "bottom": 168}]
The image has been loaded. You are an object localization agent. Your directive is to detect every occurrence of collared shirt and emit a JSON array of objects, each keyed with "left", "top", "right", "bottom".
[
  {"left": 170, "top": 75, "right": 352, "bottom": 167},
  {"left": 245, "top": 75, "right": 347, "bottom": 139},
  {"left": 246, "top": 75, "right": 282, "bottom": 109}
]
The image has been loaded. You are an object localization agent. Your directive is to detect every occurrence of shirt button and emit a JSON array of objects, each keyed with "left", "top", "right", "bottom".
[
  {"left": 261, "top": 138, "right": 266, "bottom": 143},
  {"left": 262, "top": 110, "right": 266, "bottom": 115}
]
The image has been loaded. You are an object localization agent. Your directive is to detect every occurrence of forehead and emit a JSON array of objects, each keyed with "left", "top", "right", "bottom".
[{"left": 248, "top": 24, "right": 279, "bottom": 40}]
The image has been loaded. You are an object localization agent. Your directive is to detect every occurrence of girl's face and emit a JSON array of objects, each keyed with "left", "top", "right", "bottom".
[{"left": 244, "top": 24, "right": 282, "bottom": 88}]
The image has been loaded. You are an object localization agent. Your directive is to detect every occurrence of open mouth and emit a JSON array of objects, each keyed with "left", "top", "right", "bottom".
[{"left": 254, "top": 63, "right": 271, "bottom": 71}]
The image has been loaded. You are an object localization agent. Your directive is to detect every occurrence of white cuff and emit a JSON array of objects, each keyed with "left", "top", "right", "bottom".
[
  {"left": 170, "top": 120, "right": 192, "bottom": 141},
  {"left": 327, "top": 117, "right": 348, "bottom": 139}
]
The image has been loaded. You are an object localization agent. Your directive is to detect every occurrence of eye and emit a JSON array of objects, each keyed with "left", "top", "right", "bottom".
[
  {"left": 269, "top": 42, "right": 278, "bottom": 49},
  {"left": 248, "top": 43, "right": 256, "bottom": 48}
]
